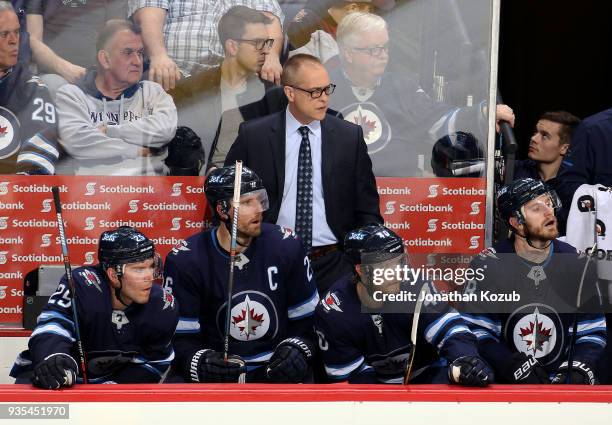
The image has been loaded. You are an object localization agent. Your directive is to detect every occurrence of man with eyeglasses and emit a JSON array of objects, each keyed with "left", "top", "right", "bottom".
[
  {"left": 55, "top": 19, "right": 178, "bottom": 175},
  {"left": 170, "top": 6, "right": 281, "bottom": 169},
  {"left": 459, "top": 178, "right": 606, "bottom": 385},
  {"left": 329, "top": 12, "right": 514, "bottom": 177},
  {"left": 226, "top": 53, "right": 382, "bottom": 294},
  {"left": 129, "top": 0, "right": 284, "bottom": 91},
  {"left": 0, "top": 1, "right": 59, "bottom": 175}
]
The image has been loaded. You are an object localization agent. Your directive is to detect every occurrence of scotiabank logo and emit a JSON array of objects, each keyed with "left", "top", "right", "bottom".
[
  {"left": 85, "top": 182, "right": 97, "bottom": 195},
  {"left": 469, "top": 202, "right": 481, "bottom": 215},
  {"left": 428, "top": 184, "right": 439, "bottom": 198},
  {"left": 0, "top": 251, "right": 7, "bottom": 264},
  {"left": 0, "top": 217, "right": 8, "bottom": 230},
  {"left": 41, "top": 199, "right": 52, "bottom": 213},
  {"left": 40, "top": 233, "right": 52, "bottom": 247},
  {"left": 84, "top": 217, "right": 96, "bottom": 231},
  {"left": 128, "top": 200, "right": 140, "bottom": 213},
  {"left": 0, "top": 182, "right": 8, "bottom": 195},
  {"left": 171, "top": 183, "right": 182, "bottom": 197},
  {"left": 84, "top": 252, "right": 95, "bottom": 265},
  {"left": 384, "top": 201, "right": 396, "bottom": 215},
  {"left": 171, "top": 217, "right": 182, "bottom": 231},
  {"left": 0, "top": 286, "right": 6, "bottom": 299},
  {"left": 469, "top": 236, "right": 480, "bottom": 250},
  {"left": 427, "top": 218, "right": 438, "bottom": 232}
]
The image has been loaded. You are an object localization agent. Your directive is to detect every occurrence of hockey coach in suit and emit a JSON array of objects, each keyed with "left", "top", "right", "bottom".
[{"left": 226, "top": 53, "right": 382, "bottom": 293}]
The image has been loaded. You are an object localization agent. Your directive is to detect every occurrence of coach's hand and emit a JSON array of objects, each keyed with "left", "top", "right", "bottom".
[
  {"left": 266, "top": 337, "right": 313, "bottom": 383},
  {"left": 33, "top": 353, "right": 78, "bottom": 390}
]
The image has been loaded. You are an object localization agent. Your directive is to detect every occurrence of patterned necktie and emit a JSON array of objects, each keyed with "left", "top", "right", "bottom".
[{"left": 295, "top": 126, "right": 313, "bottom": 251}]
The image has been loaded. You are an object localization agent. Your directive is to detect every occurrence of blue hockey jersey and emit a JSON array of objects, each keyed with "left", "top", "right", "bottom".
[
  {"left": 11, "top": 265, "right": 178, "bottom": 383},
  {"left": 461, "top": 238, "right": 606, "bottom": 382},
  {"left": 314, "top": 277, "right": 480, "bottom": 383},
  {"left": 164, "top": 223, "right": 319, "bottom": 382}
]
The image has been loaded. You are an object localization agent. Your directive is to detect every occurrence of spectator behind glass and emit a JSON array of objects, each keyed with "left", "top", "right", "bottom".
[
  {"left": 328, "top": 12, "right": 513, "bottom": 177},
  {"left": 26, "top": 1, "right": 127, "bottom": 86},
  {"left": 128, "top": 0, "right": 284, "bottom": 91},
  {"left": 55, "top": 19, "right": 177, "bottom": 176},
  {"left": 0, "top": 0, "right": 59, "bottom": 175},
  {"left": 170, "top": 6, "right": 276, "bottom": 169}
]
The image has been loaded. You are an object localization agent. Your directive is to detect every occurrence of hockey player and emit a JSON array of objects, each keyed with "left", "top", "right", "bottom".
[
  {"left": 164, "top": 165, "right": 319, "bottom": 383},
  {"left": 10, "top": 226, "right": 179, "bottom": 389},
  {"left": 314, "top": 224, "right": 492, "bottom": 385},
  {"left": 0, "top": 1, "right": 59, "bottom": 174},
  {"left": 462, "top": 178, "right": 606, "bottom": 384}
]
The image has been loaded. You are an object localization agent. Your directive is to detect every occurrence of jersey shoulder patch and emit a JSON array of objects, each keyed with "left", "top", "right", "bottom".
[{"left": 26, "top": 76, "right": 48, "bottom": 88}]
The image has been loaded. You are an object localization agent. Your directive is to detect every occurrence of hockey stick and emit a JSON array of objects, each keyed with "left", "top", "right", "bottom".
[
  {"left": 403, "top": 282, "right": 430, "bottom": 385},
  {"left": 52, "top": 186, "right": 88, "bottom": 384},
  {"left": 565, "top": 241, "right": 598, "bottom": 384},
  {"left": 222, "top": 161, "right": 244, "bottom": 382}
]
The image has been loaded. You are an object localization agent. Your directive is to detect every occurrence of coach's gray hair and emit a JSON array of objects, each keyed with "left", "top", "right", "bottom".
[
  {"left": 0, "top": 1, "right": 15, "bottom": 14},
  {"left": 337, "top": 12, "right": 387, "bottom": 49}
]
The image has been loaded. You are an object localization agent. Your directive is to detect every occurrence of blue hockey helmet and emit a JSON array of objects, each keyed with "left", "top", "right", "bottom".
[
  {"left": 497, "top": 178, "right": 561, "bottom": 225},
  {"left": 98, "top": 226, "right": 155, "bottom": 271},
  {"left": 344, "top": 224, "right": 404, "bottom": 265}
]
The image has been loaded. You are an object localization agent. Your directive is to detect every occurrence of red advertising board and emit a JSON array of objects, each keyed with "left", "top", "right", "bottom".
[{"left": 0, "top": 176, "right": 486, "bottom": 326}]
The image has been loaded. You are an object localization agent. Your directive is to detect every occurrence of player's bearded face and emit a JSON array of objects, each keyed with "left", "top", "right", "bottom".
[
  {"left": 521, "top": 195, "right": 559, "bottom": 242},
  {"left": 118, "top": 258, "right": 156, "bottom": 305},
  {"left": 229, "top": 191, "right": 268, "bottom": 238}
]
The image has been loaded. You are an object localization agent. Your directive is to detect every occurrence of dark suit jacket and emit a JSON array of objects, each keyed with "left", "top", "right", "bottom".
[{"left": 225, "top": 110, "right": 382, "bottom": 244}]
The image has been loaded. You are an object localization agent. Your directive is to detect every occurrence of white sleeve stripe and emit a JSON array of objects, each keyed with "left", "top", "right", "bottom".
[
  {"left": 437, "top": 325, "right": 471, "bottom": 350},
  {"left": 424, "top": 312, "right": 460, "bottom": 343},
  {"left": 25, "top": 134, "right": 60, "bottom": 158},
  {"left": 16, "top": 153, "right": 55, "bottom": 173},
  {"left": 461, "top": 314, "right": 502, "bottom": 336},
  {"left": 31, "top": 323, "right": 75, "bottom": 342},
  {"left": 473, "top": 329, "right": 499, "bottom": 342},
  {"left": 37, "top": 311, "right": 74, "bottom": 327},
  {"left": 576, "top": 335, "right": 606, "bottom": 346},
  {"left": 575, "top": 319, "right": 606, "bottom": 333},
  {"left": 325, "top": 356, "right": 365, "bottom": 378},
  {"left": 288, "top": 290, "right": 320, "bottom": 320}
]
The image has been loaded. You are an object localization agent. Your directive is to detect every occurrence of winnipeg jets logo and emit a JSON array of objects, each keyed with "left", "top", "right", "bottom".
[
  {"left": 79, "top": 269, "right": 102, "bottom": 292},
  {"left": 171, "top": 183, "right": 182, "bottom": 197},
  {"left": 0, "top": 108, "right": 18, "bottom": 159},
  {"left": 428, "top": 185, "right": 439, "bottom": 198},
  {"left": 478, "top": 247, "right": 498, "bottom": 260},
  {"left": 0, "top": 251, "right": 7, "bottom": 264},
  {"left": 84, "top": 252, "right": 95, "bottom": 265},
  {"left": 40, "top": 234, "right": 52, "bottom": 247},
  {"left": 41, "top": 199, "right": 52, "bottom": 213},
  {"left": 128, "top": 200, "right": 140, "bottom": 213},
  {"left": 162, "top": 290, "right": 175, "bottom": 310},
  {"left": 230, "top": 295, "right": 269, "bottom": 341},
  {"left": 0, "top": 182, "right": 8, "bottom": 195},
  {"left": 0, "top": 217, "right": 8, "bottom": 229},
  {"left": 469, "top": 236, "right": 480, "bottom": 250},
  {"left": 111, "top": 310, "right": 129, "bottom": 330},
  {"left": 527, "top": 266, "right": 547, "bottom": 287},
  {"left": 85, "top": 182, "right": 96, "bottom": 196},
  {"left": 279, "top": 226, "right": 296, "bottom": 239},
  {"left": 384, "top": 201, "right": 396, "bottom": 215},
  {"left": 0, "top": 286, "right": 7, "bottom": 299},
  {"left": 340, "top": 102, "right": 391, "bottom": 154},
  {"left": 371, "top": 314, "right": 383, "bottom": 334},
  {"left": 348, "top": 106, "right": 381, "bottom": 145},
  {"left": 171, "top": 240, "right": 190, "bottom": 255},
  {"left": 514, "top": 308, "right": 556, "bottom": 359},
  {"left": 234, "top": 253, "right": 250, "bottom": 270},
  {"left": 427, "top": 219, "right": 438, "bottom": 233},
  {"left": 170, "top": 217, "right": 182, "bottom": 231},
  {"left": 321, "top": 292, "right": 342, "bottom": 313},
  {"left": 469, "top": 202, "right": 481, "bottom": 215},
  {"left": 84, "top": 217, "right": 96, "bottom": 231}
]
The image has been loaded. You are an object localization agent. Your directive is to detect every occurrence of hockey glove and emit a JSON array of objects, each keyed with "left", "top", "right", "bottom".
[
  {"left": 32, "top": 353, "right": 78, "bottom": 390},
  {"left": 191, "top": 349, "right": 246, "bottom": 383},
  {"left": 448, "top": 356, "right": 493, "bottom": 387},
  {"left": 551, "top": 360, "right": 598, "bottom": 385},
  {"left": 266, "top": 337, "right": 313, "bottom": 383},
  {"left": 504, "top": 352, "right": 549, "bottom": 384}
]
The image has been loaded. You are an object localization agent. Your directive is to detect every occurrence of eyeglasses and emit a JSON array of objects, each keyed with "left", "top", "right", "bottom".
[
  {"left": 288, "top": 83, "right": 336, "bottom": 99},
  {"left": 234, "top": 38, "right": 274, "bottom": 51},
  {"left": 119, "top": 48, "right": 145, "bottom": 59},
  {"left": 350, "top": 44, "right": 389, "bottom": 58}
]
